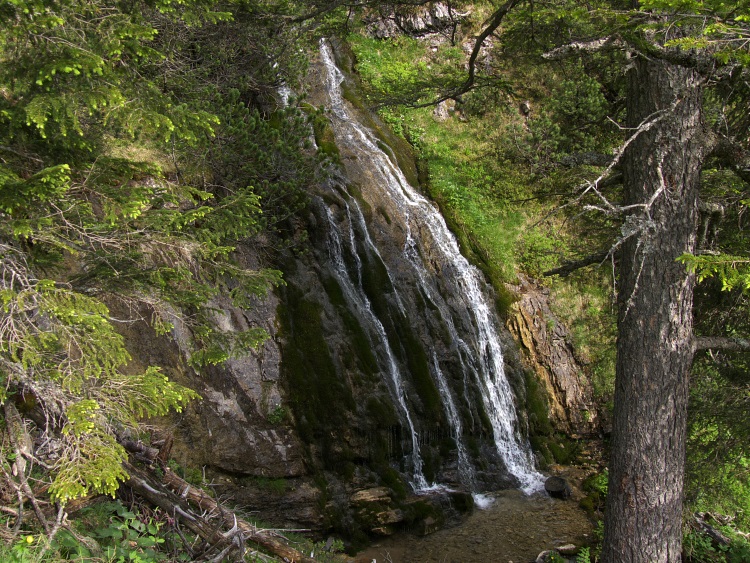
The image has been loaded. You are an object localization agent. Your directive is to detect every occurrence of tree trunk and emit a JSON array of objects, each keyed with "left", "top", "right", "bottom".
[{"left": 601, "top": 56, "right": 704, "bottom": 562}]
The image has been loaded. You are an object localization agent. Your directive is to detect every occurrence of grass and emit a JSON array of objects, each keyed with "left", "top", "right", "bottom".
[
  {"left": 347, "top": 26, "right": 619, "bottom": 385},
  {"left": 547, "top": 271, "right": 617, "bottom": 405}
]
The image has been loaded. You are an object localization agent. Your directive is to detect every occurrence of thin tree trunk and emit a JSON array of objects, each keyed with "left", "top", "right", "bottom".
[{"left": 601, "top": 56, "right": 704, "bottom": 562}]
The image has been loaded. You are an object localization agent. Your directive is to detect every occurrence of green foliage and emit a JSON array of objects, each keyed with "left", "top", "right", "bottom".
[
  {"left": 583, "top": 470, "right": 609, "bottom": 496},
  {"left": 348, "top": 34, "right": 465, "bottom": 105},
  {"left": 546, "top": 69, "right": 611, "bottom": 153},
  {"left": 268, "top": 404, "right": 288, "bottom": 425},
  {"left": 679, "top": 254, "right": 750, "bottom": 292},
  {"left": 638, "top": 0, "right": 750, "bottom": 66},
  {"left": 0, "top": 0, "right": 314, "bottom": 519},
  {"left": 684, "top": 526, "right": 750, "bottom": 563},
  {"left": 308, "top": 537, "right": 346, "bottom": 562},
  {"left": 200, "top": 90, "right": 322, "bottom": 245},
  {"left": 91, "top": 501, "right": 167, "bottom": 563},
  {"left": 0, "top": 536, "right": 37, "bottom": 563}
]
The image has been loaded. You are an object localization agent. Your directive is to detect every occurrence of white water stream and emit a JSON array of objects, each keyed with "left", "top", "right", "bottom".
[{"left": 319, "top": 40, "right": 543, "bottom": 494}]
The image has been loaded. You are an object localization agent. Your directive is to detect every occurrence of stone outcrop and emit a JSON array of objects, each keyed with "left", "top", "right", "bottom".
[
  {"left": 364, "top": 3, "right": 469, "bottom": 38},
  {"left": 506, "top": 275, "right": 597, "bottom": 435},
  {"left": 114, "top": 276, "right": 306, "bottom": 479}
]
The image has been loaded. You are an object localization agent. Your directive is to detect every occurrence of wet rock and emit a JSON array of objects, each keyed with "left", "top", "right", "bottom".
[
  {"left": 351, "top": 487, "right": 392, "bottom": 504},
  {"left": 351, "top": 487, "right": 408, "bottom": 535},
  {"left": 376, "top": 509, "right": 404, "bottom": 526},
  {"left": 545, "top": 476, "right": 573, "bottom": 500},
  {"left": 557, "top": 544, "right": 579, "bottom": 556},
  {"left": 215, "top": 477, "right": 324, "bottom": 531},
  {"left": 417, "top": 516, "right": 439, "bottom": 536}
]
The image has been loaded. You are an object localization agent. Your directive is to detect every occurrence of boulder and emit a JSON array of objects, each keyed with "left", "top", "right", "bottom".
[{"left": 545, "top": 475, "right": 573, "bottom": 499}]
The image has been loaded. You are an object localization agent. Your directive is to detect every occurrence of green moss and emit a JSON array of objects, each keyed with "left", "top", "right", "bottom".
[
  {"left": 547, "top": 438, "right": 578, "bottom": 465},
  {"left": 251, "top": 476, "right": 288, "bottom": 494},
  {"left": 580, "top": 471, "right": 608, "bottom": 518},
  {"left": 312, "top": 109, "right": 341, "bottom": 162},
  {"left": 366, "top": 397, "right": 399, "bottom": 427},
  {"left": 525, "top": 370, "right": 554, "bottom": 437},
  {"left": 379, "top": 466, "right": 409, "bottom": 500},
  {"left": 320, "top": 274, "right": 380, "bottom": 380},
  {"left": 402, "top": 498, "right": 446, "bottom": 535},
  {"left": 448, "top": 490, "right": 475, "bottom": 513},
  {"left": 278, "top": 283, "right": 355, "bottom": 458},
  {"left": 529, "top": 435, "right": 554, "bottom": 468},
  {"left": 395, "top": 328, "right": 442, "bottom": 420}
]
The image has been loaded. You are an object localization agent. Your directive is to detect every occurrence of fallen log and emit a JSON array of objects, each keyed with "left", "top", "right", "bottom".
[
  {"left": 124, "top": 462, "right": 316, "bottom": 563},
  {"left": 693, "top": 513, "right": 731, "bottom": 548}
]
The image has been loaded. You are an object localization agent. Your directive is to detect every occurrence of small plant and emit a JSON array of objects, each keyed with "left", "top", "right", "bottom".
[
  {"left": 2, "top": 535, "right": 36, "bottom": 563},
  {"left": 728, "top": 537, "right": 750, "bottom": 563},
  {"left": 307, "top": 537, "right": 345, "bottom": 562},
  {"left": 268, "top": 404, "right": 288, "bottom": 425},
  {"left": 91, "top": 501, "right": 166, "bottom": 563},
  {"left": 684, "top": 529, "right": 721, "bottom": 561},
  {"left": 577, "top": 546, "right": 592, "bottom": 563}
]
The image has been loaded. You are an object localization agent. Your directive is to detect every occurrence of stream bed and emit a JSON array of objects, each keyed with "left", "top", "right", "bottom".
[{"left": 354, "top": 488, "right": 594, "bottom": 563}]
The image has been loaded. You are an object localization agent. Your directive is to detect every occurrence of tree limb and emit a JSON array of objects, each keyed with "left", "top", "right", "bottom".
[
  {"left": 543, "top": 250, "right": 610, "bottom": 277},
  {"left": 694, "top": 336, "right": 750, "bottom": 352},
  {"left": 459, "top": 0, "right": 521, "bottom": 96},
  {"left": 543, "top": 36, "right": 626, "bottom": 60},
  {"left": 390, "top": 0, "right": 521, "bottom": 108}
]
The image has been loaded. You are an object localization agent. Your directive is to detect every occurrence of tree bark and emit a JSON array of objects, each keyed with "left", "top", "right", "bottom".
[{"left": 601, "top": 56, "right": 704, "bottom": 562}]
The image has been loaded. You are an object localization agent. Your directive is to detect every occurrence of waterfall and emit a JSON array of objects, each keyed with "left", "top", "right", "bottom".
[
  {"left": 322, "top": 202, "right": 429, "bottom": 490},
  {"left": 318, "top": 40, "right": 543, "bottom": 494}
]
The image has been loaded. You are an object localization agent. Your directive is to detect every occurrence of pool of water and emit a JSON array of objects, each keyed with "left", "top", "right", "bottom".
[{"left": 354, "top": 488, "right": 594, "bottom": 563}]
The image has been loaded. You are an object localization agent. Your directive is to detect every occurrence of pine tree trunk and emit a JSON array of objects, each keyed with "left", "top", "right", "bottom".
[{"left": 601, "top": 56, "right": 704, "bottom": 562}]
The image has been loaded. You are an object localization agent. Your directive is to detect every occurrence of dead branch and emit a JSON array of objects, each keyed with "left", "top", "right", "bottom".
[
  {"left": 3, "top": 402, "right": 50, "bottom": 535},
  {"left": 692, "top": 513, "right": 732, "bottom": 547},
  {"left": 543, "top": 36, "right": 626, "bottom": 60},
  {"left": 543, "top": 250, "right": 611, "bottom": 277},
  {"left": 120, "top": 438, "right": 160, "bottom": 465},
  {"left": 124, "top": 463, "right": 317, "bottom": 563},
  {"left": 388, "top": 0, "right": 521, "bottom": 108},
  {"left": 694, "top": 336, "right": 750, "bottom": 352}
]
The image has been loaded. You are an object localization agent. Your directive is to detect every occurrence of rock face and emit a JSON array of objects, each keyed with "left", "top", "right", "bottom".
[
  {"left": 506, "top": 275, "right": 597, "bottom": 435},
  {"left": 114, "top": 273, "right": 306, "bottom": 480},
  {"left": 364, "top": 3, "right": 468, "bottom": 38}
]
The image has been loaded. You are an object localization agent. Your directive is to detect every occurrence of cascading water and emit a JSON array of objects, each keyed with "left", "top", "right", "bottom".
[
  {"left": 318, "top": 40, "right": 543, "bottom": 494},
  {"left": 323, "top": 201, "right": 429, "bottom": 490}
]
